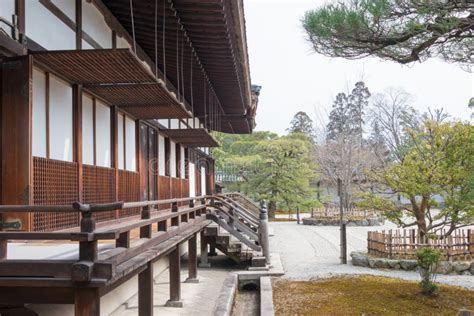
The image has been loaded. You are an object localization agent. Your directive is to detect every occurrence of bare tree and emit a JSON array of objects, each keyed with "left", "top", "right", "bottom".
[
  {"left": 315, "top": 133, "right": 379, "bottom": 212},
  {"left": 369, "top": 88, "right": 418, "bottom": 163}
]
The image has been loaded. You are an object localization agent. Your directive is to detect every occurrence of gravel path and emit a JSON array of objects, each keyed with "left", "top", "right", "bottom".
[{"left": 270, "top": 221, "right": 474, "bottom": 289}]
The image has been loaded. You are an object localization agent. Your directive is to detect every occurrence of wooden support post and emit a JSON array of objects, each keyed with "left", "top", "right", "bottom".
[
  {"left": 1, "top": 56, "right": 32, "bottom": 231},
  {"left": 0, "top": 239, "right": 6, "bottom": 260},
  {"left": 171, "top": 202, "right": 179, "bottom": 226},
  {"left": 140, "top": 206, "right": 152, "bottom": 238},
  {"left": 199, "top": 231, "right": 210, "bottom": 268},
  {"left": 189, "top": 199, "right": 194, "bottom": 208},
  {"left": 138, "top": 262, "right": 154, "bottom": 316},
  {"left": 209, "top": 239, "right": 217, "bottom": 257},
  {"left": 158, "top": 220, "right": 167, "bottom": 232},
  {"left": 165, "top": 247, "right": 183, "bottom": 307},
  {"left": 185, "top": 234, "right": 198, "bottom": 283},
  {"left": 75, "top": 288, "right": 100, "bottom": 316},
  {"left": 116, "top": 231, "right": 130, "bottom": 248},
  {"left": 79, "top": 211, "right": 97, "bottom": 261}
]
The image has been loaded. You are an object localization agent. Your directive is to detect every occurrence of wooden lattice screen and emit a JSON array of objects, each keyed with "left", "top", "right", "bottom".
[
  {"left": 118, "top": 170, "right": 140, "bottom": 217},
  {"left": 83, "top": 165, "right": 116, "bottom": 222},
  {"left": 32, "top": 157, "right": 80, "bottom": 231}
]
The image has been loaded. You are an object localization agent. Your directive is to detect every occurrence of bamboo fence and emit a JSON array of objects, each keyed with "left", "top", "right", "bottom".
[{"left": 367, "top": 229, "right": 474, "bottom": 261}]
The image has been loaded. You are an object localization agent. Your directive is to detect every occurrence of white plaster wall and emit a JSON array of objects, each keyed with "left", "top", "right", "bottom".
[
  {"left": 170, "top": 140, "right": 177, "bottom": 178},
  {"left": 180, "top": 147, "right": 186, "bottom": 179},
  {"left": 201, "top": 166, "right": 206, "bottom": 195},
  {"left": 189, "top": 163, "right": 196, "bottom": 197},
  {"left": 125, "top": 117, "right": 136, "bottom": 171},
  {"left": 117, "top": 113, "right": 125, "bottom": 170},
  {"left": 158, "top": 135, "right": 165, "bottom": 176},
  {"left": 158, "top": 119, "right": 169, "bottom": 128},
  {"left": 51, "top": 0, "right": 75, "bottom": 21},
  {"left": 82, "top": 0, "right": 112, "bottom": 48},
  {"left": 95, "top": 101, "right": 111, "bottom": 168},
  {"left": 117, "top": 36, "right": 131, "bottom": 49},
  {"left": 0, "top": 1, "right": 15, "bottom": 25},
  {"left": 49, "top": 75, "right": 73, "bottom": 162},
  {"left": 170, "top": 119, "right": 180, "bottom": 129},
  {"left": 26, "top": 0, "right": 76, "bottom": 50},
  {"left": 82, "top": 95, "right": 94, "bottom": 165},
  {"left": 82, "top": 39, "right": 94, "bottom": 50},
  {"left": 32, "top": 69, "right": 47, "bottom": 158}
]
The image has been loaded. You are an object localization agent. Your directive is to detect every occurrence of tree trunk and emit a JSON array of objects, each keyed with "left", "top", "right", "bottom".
[{"left": 268, "top": 200, "right": 276, "bottom": 219}]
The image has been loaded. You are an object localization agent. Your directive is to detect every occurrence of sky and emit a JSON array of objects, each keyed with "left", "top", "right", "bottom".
[{"left": 243, "top": 0, "right": 474, "bottom": 135}]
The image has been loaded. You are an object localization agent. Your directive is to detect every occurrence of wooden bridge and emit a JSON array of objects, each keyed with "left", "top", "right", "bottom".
[{"left": 0, "top": 193, "right": 267, "bottom": 315}]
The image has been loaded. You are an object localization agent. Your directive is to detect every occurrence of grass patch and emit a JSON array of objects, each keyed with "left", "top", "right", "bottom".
[{"left": 272, "top": 275, "right": 474, "bottom": 315}]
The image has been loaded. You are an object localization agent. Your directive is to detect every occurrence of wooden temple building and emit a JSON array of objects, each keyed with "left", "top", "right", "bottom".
[{"left": 0, "top": 1, "right": 262, "bottom": 315}]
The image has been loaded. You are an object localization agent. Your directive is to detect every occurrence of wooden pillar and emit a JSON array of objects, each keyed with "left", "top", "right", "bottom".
[
  {"left": 75, "top": 0, "right": 82, "bottom": 49},
  {"left": 138, "top": 262, "right": 154, "bottom": 316},
  {"left": 1, "top": 56, "right": 32, "bottom": 231},
  {"left": 209, "top": 239, "right": 217, "bottom": 257},
  {"left": 165, "top": 247, "right": 183, "bottom": 307},
  {"left": 75, "top": 288, "right": 100, "bottom": 316},
  {"left": 73, "top": 85, "right": 83, "bottom": 203},
  {"left": 15, "top": 0, "right": 25, "bottom": 41},
  {"left": 185, "top": 234, "right": 198, "bottom": 283},
  {"left": 199, "top": 230, "right": 210, "bottom": 268},
  {"left": 140, "top": 206, "right": 152, "bottom": 238}
]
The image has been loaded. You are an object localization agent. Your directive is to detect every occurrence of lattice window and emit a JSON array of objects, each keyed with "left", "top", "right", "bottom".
[
  {"left": 83, "top": 165, "right": 116, "bottom": 222},
  {"left": 32, "top": 157, "right": 79, "bottom": 231},
  {"left": 118, "top": 170, "right": 140, "bottom": 218}
]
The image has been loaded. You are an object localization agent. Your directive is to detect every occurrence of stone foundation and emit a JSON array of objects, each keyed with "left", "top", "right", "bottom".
[{"left": 351, "top": 251, "right": 474, "bottom": 275}]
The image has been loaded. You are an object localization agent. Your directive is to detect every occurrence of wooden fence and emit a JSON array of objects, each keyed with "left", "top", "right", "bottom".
[{"left": 368, "top": 229, "right": 474, "bottom": 261}]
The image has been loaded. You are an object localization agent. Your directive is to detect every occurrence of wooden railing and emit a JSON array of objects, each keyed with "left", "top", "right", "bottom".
[
  {"left": 0, "top": 195, "right": 211, "bottom": 315},
  {"left": 368, "top": 229, "right": 474, "bottom": 261}
]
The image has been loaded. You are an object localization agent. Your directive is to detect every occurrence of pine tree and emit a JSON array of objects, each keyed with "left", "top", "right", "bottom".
[
  {"left": 287, "top": 111, "right": 315, "bottom": 139},
  {"left": 326, "top": 92, "right": 349, "bottom": 140},
  {"left": 348, "top": 81, "right": 370, "bottom": 139}
]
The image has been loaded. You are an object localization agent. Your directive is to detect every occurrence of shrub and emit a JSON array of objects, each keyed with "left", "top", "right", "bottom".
[{"left": 416, "top": 247, "right": 441, "bottom": 295}]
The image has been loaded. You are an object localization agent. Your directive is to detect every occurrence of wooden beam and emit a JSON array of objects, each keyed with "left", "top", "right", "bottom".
[
  {"left": 74, "top": 287, "right": 100, "bottom": 316},
  {"left": 76, "top": 0, "right": 82, "bottom": 49},
  {"left": 165, "top": 246, "right": 182, "bottom": 307},
  {"left": 15, "top": 0, "right": 25, "bottom": 39},
  {"left": 1, "top": 56, "right": 32, "bottom": 231},
  {"left": 138, "top": 261, "right": 154, "bottom": 316},
  {"left": 73, "top": 84, "right": 83, "bottom": 202}
]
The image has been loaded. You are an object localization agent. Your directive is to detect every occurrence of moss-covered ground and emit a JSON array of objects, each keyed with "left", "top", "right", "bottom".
[{"left": 272, "top": 275, "right": 474, "bottom": 315}]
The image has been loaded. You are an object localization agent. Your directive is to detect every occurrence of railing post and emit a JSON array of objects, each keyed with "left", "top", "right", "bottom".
[
  {"left": 199, "top": 230, "right": 210, "bottom": 268},
  {"left": 0, "top": 239, "right": 6, "bottom": 260},
  {"left": 259, "top": 200, "right": 271, "bottom": 266},
  {"left": 171, "top": 202, "right": 179, "bottom": 227},
  {"left": 79, "top": 211, "right": 97, "bottom": 261},
  {"left": 189, "top": 198, "right": 195, "bottom": 208},
  {"left": 140, "top": 205, "right": 152, "bottom": 238},
  {"left": 165, "top": 246, "right": 183, "bottom": 307},
  {"left": 138, "top": 261, "right": 154, "bottom": 316},
  {"left": 75, "top": 288, "right": 100, "bottom": 316},
  {"left": 185, "top": 233, "right": 199, "bottom": 283}
]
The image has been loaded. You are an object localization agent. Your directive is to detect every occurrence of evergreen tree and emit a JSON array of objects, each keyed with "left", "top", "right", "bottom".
[
  {"left": 287, "top": 111, "right": 315, "bottom": 138},
  {"left": 348, "top": 81, "right": 370, "bottom": 138},
  {"left": 326, "top": 81, "right": 370, "bottom": 141},
  {"left": 326, "top": 92, "right": 349, "bottom": 141}
]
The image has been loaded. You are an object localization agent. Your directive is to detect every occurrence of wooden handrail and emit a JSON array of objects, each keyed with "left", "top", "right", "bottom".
[{"left": 0, "top": 195, "right": 210, "bottom": 214}]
